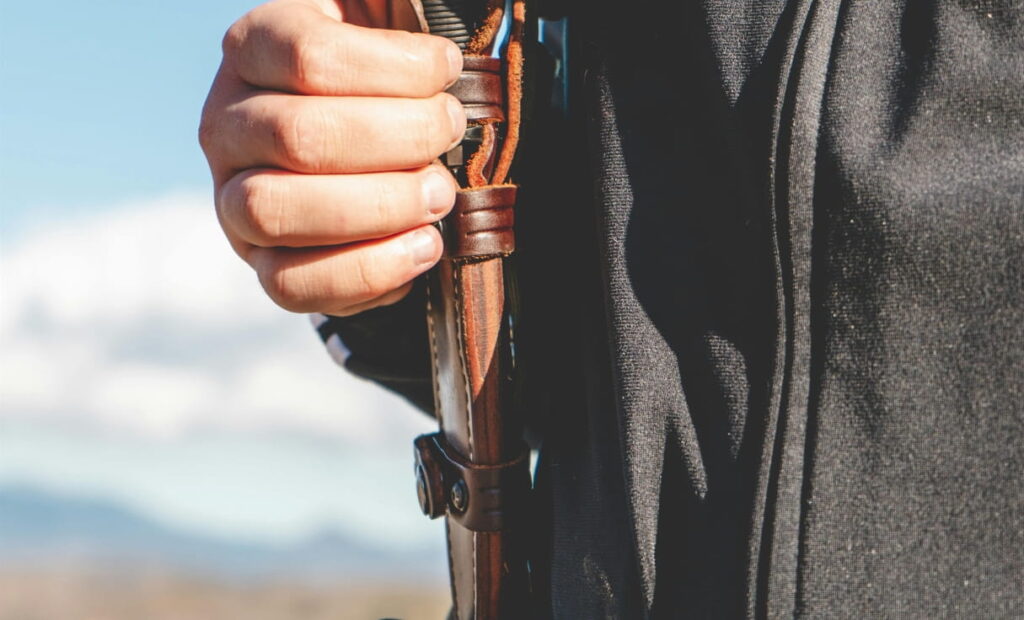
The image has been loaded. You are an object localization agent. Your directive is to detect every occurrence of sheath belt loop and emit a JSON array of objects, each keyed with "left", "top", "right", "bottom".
[
  {"left": 443, "top": 185, "right": 517, "bottom": 259},
  {"left": 446, "top": 56, "right": 505, "bottom": 123},
  {"left": 414, "top": 432, "right": 530, "bottom": 532}
]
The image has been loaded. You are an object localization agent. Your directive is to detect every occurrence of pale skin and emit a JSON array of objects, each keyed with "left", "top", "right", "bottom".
[{"left": 199, "top": 0, "right": 465, "bottom": 316}]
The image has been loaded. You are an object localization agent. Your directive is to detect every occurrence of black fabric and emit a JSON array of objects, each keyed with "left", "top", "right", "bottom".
[
  {"left": 324, "top": 0, "right": 1024, "bottom": 616},
  {"left": 795, "top": 2, "right": 1024, "bottom": 616},
  {"left": 319, "top": 279, "right": 436, "bottom": 414}
]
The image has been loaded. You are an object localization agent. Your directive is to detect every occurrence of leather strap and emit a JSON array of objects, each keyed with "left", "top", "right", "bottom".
[
  {"left": 411, "top": 1, "right": 531, "bottom": 617},
  {"left": 415, "top": 433, "right": 530, "bottom": 531},
  {"left": 447, "top": 56, "right": 505, "bottom": 123},
  {"left": 425, "top": 251, "right": 527, "bottom": 618},
  {"left": 443, "top": 186, "right": 517, "bottom": 258}
]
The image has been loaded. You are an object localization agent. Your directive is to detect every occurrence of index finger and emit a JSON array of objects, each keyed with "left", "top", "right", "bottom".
[{"left": 223, "top": 1, "right": 462, "bottom": 97}]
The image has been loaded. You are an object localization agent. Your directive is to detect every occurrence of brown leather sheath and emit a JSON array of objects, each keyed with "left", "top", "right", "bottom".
[{"left": 408, "top": 1, "right": 531, "bottom": 618}]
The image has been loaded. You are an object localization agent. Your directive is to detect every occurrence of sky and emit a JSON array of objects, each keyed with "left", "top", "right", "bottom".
[
  {"left": 1, "top": 1, "right": 248, "bottom": 227},
  {"left": 0, "top": 0, "right": 446, "bottom": 569}
]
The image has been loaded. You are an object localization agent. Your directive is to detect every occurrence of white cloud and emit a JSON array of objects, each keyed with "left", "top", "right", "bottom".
[
  {"left": 1, "top": 193, "right": 273, "bottom": 330},
  {"left": 0, "top": 193, "right": 432, "bottom": 443}
]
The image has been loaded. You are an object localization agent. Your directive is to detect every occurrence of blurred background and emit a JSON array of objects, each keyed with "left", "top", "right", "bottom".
[{"left": 0, "top": 2, "right": 449, "bottom": 618}]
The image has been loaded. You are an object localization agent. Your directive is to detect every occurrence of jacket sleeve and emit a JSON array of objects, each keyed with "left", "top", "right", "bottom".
[{"left": 311, "top": 278, "right": 435, "bottom": 415}]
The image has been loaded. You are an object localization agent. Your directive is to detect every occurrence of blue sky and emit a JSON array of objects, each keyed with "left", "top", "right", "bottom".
[
  {"left": 1, "top": 0, "right": 252, "bottom": 228},
  {"left": 0, "top": 0, "right": 447, "bottom": 577}
]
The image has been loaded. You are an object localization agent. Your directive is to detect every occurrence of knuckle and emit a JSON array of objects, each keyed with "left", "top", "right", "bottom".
[
  {"left": 407, "top": 105, "right": 432, "bottom": 164},
  {"left": 286, "top": 31, "right": 328, "bottom": 92},
  {"left": 274, "top": 103, "right": 322, "bottom": 171},
  {"left": 439, "top": 93, "right": 464, "bottom": 145},
  {"left": 371, "top": 177, "right": 402, "bottom": 231},
  {"left": 261, "top": 260, "right": 309, "bottom": 312},
  {"left": 197, "top": 112, "right": 219, "bottom": 155},
  {"left": 412, "top": 97, "right": 454, "bottom": 163},
  {"left": 232, "top": 174, "right": 283, "bottom": 245},
  {"left": 349, "top": 253, "right": 390, "bottom": 301},
  {"left": 221, "top": 15, "right": 251, "bottom": 59},
  {"left": 398, "top": 32, "right": 451, "bottom": 93},
  {"left": 426, "top": 37, "right": 456, "bottom": 90}
]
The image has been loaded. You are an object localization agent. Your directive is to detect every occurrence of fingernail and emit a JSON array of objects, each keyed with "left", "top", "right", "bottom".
[
  {"left": 445, "top": 43, "right": 463, "bottom": 89},
  {"left": 406, "top": 228, "right": 439, "bottom": 266},
  {"left": 446, "top": 97, "right": 466, "bottom": 145},
  {"left": 423, "top": 169, "right": 455, "bottom": 216}
]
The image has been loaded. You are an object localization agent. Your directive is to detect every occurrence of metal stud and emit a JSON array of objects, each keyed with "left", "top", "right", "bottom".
[
  {"left": 416, "top": 465, "right": 431, "bottom": 517},
  {"left": 450, "top": 479, "right": 469, "bottom": 513}
]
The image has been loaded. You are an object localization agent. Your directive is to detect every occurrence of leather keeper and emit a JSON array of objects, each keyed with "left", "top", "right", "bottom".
[
  {"left": 414, "top": 432, "right": 530, "bottom": 532},
  {"left": 446, "top": 56, "right": 505, "bottom": 123},
  {"left": 442, "top": 186, "right": 517, "bottom": 258},
  {"left": 462, "top": 104, "right": 505, "bottom": 124}
]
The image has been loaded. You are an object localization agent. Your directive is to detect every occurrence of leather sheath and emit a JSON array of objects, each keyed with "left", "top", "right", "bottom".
[{"left": 407, "top": 1, "right": 531, "bottom": 618}]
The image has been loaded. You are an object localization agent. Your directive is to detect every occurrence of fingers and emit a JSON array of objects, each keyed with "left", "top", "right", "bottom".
[
  {"left": 218, "top": 165, "right": 457, "bottom": 248},
  {"left": 246, "top": 225, "right": 442, "bottom": 314},
  {"left": 207, "top": 91, "right": 465, "bottom": 176},
  {"left": 333, "top": 281, "right": 416, "bottom": 317},
  {"left": 223, "top": 1, "right": 461, "bottom": 96},
  {"left": 201, "top": 0, "right": 463, "bottom": 319}
]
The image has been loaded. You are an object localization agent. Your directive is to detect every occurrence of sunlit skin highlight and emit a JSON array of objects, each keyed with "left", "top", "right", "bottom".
[{"left": 200, "top": 0, "right": 463, "bottom": 317}]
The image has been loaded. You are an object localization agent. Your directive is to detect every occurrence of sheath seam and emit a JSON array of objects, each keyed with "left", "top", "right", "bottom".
[
  {"left": 447, "top": 523, "right": 460, "bottom": 620},
  {"left": 452, "top": 265, "right": 475, "bottom": 461},
  {"left": 426, "top": 278, "right": 459, "bottom": 616},
  {"left": 425, "top": 278, "right": 443, "bottom": 428},
  {"left": 451, "top": 264, "right": 477, "bottom": 612},
  {"left": 473, "top": 531, "right": 479, "bottom": 615}
]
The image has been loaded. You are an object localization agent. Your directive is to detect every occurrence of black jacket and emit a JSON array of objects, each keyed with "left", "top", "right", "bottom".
[{"left": 320, "top": 1, "right": 1024, "bottom": 616}]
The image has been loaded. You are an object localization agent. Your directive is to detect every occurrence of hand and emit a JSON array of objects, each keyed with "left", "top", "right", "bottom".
[{"left": 199, "top": 0, "right": 464, "bottom": 316}]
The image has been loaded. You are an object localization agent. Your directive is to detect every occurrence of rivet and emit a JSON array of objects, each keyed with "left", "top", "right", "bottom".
[
  {"left": 450, "top": 479, "right": 469, "bottom": 513},
  {"left": 415, "top": 465, "right": 431, "bottom": 516}
]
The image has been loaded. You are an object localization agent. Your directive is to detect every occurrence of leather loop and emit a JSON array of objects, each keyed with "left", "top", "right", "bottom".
[
  {"left": 414, "top": 434, "right": 449, "bottom": 520},
  {"left": 443, "top": 185, "right": 517, "bottom": 258},
  {"left": 415, "top": 432, "right": 530, "bottom": 531},
  {"left": 461, "top": 55, "right": 501, "bottom": 73},
  {"left": 447, "top": 56, "right": 505, "bottom": 123},
  {"left": 463, "top": 103, "right": 505, "bottom": 124}
]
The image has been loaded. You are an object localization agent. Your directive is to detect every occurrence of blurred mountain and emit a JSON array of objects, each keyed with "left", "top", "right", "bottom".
[{"left": 0, "top": 485, "right": 440, "bottom": 582}]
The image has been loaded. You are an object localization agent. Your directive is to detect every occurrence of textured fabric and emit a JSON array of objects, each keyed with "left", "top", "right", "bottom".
[{"left": 319, "top": 0, "right": 1023, "bottom": 616}]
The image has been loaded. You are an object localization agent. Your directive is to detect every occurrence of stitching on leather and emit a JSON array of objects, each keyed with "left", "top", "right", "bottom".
[
  {"left": 428, "top": 277, "right": 459, "bottom": 618},
  {"left": 452, "top": 265, "right": 474, "bottom": 461},
  {"left": 423, "top": 3, "right": 526, "bottom": 616},
  {"left": 472, "top": 531, "right": 478, "bottom": 615},
  {"left": 425, "top": 278, "right": 443, "bottom": 428},
  {"left": 446, "top": 523, "right": 460, "bottom": 620},
  {"left": 452, "top": 265, "right": 476, "bottom": 613}
]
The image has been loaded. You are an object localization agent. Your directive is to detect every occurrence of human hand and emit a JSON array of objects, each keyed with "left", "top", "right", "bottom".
[{"left": 199, "top": 0, "right": 464, "bottom": 316}]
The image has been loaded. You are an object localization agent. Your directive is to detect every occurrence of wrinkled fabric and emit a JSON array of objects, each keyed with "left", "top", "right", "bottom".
[{"left": 324, "top": 1, "right": 1023, "bottom": 616}]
